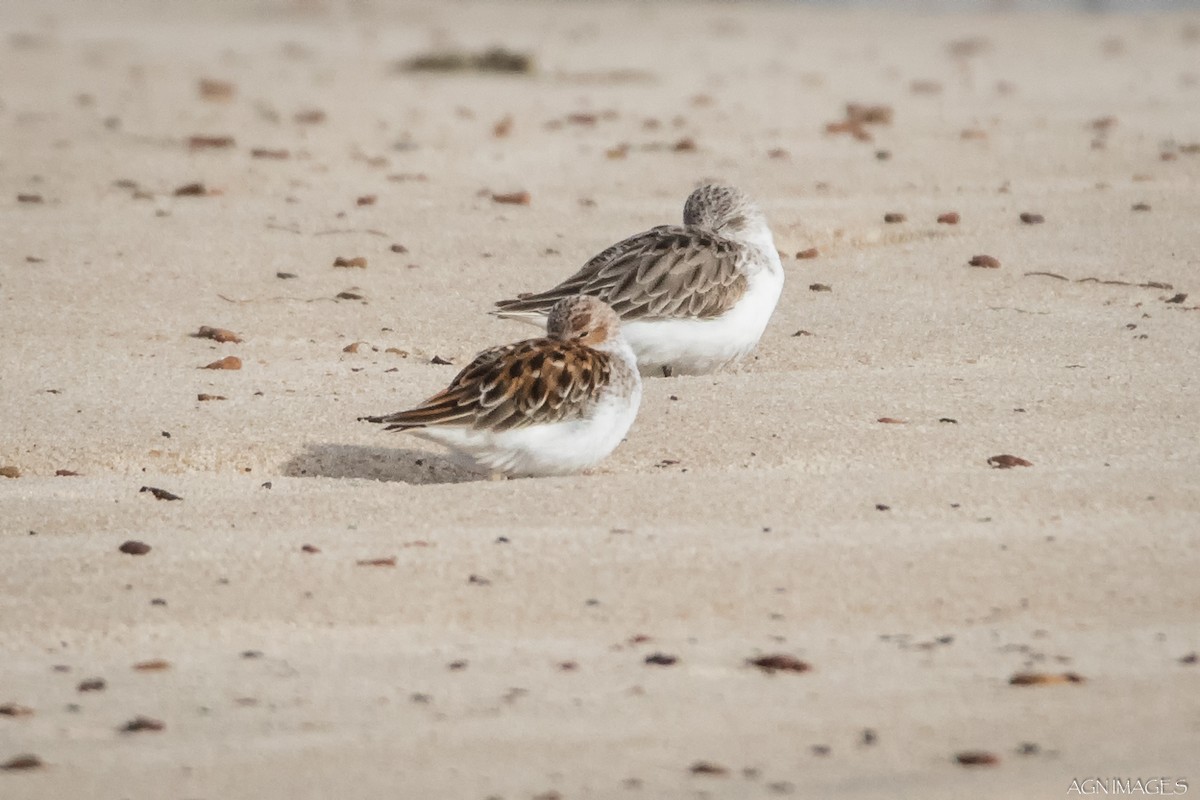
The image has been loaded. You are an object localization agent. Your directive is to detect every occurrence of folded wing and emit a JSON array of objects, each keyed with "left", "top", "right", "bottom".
[
  {"left": 495, "top": 226, "right": 748, "bottom": 320},
  {"left": 362, "top": 339, "right": 613, "bottom": 433}
]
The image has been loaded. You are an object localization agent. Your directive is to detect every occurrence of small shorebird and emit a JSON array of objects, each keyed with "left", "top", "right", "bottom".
[
  {"left": 360, "top": 296, "right": 641, "bottom": 478},
  {"left": 493, "top": 184, "right": 784, "bottom": 376}
]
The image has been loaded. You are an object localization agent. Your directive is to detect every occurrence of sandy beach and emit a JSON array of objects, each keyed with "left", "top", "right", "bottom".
[{"left": 2, "top": 1, "right": 1199, "bottom": 797}]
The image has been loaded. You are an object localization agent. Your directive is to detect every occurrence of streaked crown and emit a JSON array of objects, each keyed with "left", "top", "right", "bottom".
[
  {"left": 546, "top": 296, "right": 621, "bottom": 346},
  {"left": 681, "top": 184, "right": 765, "bottom": 235}
]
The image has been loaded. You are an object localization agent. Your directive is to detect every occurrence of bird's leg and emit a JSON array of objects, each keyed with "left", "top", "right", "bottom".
[{"left": 661, "top": 365, "right": 674, "bottom": 378}]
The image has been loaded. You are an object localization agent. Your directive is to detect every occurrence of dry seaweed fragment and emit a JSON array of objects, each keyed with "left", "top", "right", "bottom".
[
  {"left": 121, "top": 716, "right": 165, "bottom": 732},
  {"left": 689, "top": 761, "right": 729, "bottom": 776},
  {"left": 139, "top": 486, "right": 182, "bottom": 501},
  {"left": 399, "top": 47, "right": 533, "bottom": 74},
  {"left": 492, "top": 190, "right": 531, "bottom": 205},
  {"left": 955, "top": 751, "right": 999, "bottom": 766},
  {"left": 748, "top": 654, "right": 811, "bottom": 674},
  {"left": 174, "top": 182, "right": 207, "bottom": 196},
  {"left": 195, "top": 326, "right": 242, "bottom": 343}
]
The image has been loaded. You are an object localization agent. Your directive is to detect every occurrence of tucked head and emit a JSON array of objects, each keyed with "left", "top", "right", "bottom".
[
  {"left": 546, "top": 296, "right": 621, "bottom": 345},
  {"left": 682, "top": 184, "right": 765, "bottom": 236}
]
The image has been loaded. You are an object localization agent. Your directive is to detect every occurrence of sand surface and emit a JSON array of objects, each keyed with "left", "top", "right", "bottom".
[{"left": 2, "top": 1, "right": 1199, "bottom": 798}]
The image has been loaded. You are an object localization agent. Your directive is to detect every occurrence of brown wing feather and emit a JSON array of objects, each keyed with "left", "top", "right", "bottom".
[
  {"left": 365, "top": 339, "right": 613, "bottom": 433},
  {"left": 494, "top": 225, "right": 749, "bottom": 321}
]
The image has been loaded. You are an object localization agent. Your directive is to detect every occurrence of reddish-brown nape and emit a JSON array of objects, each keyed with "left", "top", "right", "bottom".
[{"left": 546, "top": 296, "right": 620, "bottom": 346}]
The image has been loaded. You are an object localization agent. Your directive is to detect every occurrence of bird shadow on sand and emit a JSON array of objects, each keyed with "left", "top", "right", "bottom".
[{"left": 282, "top": 443, "right": 480, "bottom": 485}]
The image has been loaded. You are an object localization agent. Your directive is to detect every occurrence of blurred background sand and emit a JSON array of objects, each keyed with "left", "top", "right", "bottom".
[{"left": 2, "top": 1, "right": 1198, "bottom": 798}]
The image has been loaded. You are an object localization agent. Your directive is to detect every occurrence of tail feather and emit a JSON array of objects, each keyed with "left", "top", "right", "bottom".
[
  {"left": 491, "top": 308, "right": 549, "bottom": 327},
  {"left": 358, "top": 400, "right": 474, "bottom": 432},
  {"left": 493, "top": 285, "right": 589, "bottom": 314}
]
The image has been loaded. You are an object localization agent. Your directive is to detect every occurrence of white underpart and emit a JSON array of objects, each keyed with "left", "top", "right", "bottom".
[
  {"left": 409, "top": 340, "right": 642, "bottom": 478},
  {"left": 626, "top": 222, "right": 784, "bottom": 375}
]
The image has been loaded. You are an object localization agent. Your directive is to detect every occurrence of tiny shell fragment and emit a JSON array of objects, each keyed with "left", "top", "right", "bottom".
[
  {"left": 202, "top": 356, "right": 242, "bottom": 370},
  {"left": 0, "top": 704, "right": 33, "bottom": 717},
  {"left": 795, "top": 248, "right": 819, "bottom": 259},
  {"left": 188, "top": 135, "right": 235, "bottom": 150},
  {"left": 883, "top": 212, "right": 906, "bottom": 223},
  {"left": 198, "top": 79, "right": 234, "bottom": 101},
  {"left": 174, "top": 182, "right": 207, "bottom": 196},
  {"left": 969, "top": 254, "right": 1001, "bottom": 269},
  {"left": 955, "top": 751, "right": 999, "bottom": 767},
  {"left": 492, "top": 190, "right": 531, "bottom": 205},
  {"left": 119, "top": 540, "right": 152, "bottom": 555},
  {"left": 333, "top": 256, "right": 368, "bottom": 268},
  {"left": 937, "top": 212, "right": 960, "bottom": 224},
  {"left": 0, "top": 466, "right": 20, "bottom": 478},
  {"left": 293, "top": 109, "right": 326, "bottom": 124},
  {"left": 0, "top": 754, "right": 42, "bottom": 771},
  {"left": 1019, "top": 212, "right": 1045, "bottom": 224},
  {"left": 987, "top": 454, "right": 1032, "bottom": 468},
  {"left": 1009, "top": 672, "right": 1084, "bottom": 685},
  {"left": 133, "top": 659, "right": 171, "bottom": 671}
]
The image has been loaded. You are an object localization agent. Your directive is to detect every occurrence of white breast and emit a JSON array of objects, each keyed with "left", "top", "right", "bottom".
[{"left": 622, "top": 244, "right": 784, "bottom": 376}]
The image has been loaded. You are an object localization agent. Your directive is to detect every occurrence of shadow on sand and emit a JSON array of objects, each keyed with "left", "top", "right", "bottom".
[{"left": 282, "top": 443, "right": 479, "bottom": 485}]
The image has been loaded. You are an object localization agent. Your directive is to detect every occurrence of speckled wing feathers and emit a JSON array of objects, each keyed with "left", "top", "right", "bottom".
[
  {"left": 495, "top": 226, "right": 749, "bottom": 320},
  {"left": 369, "top": 339, "right": 614, "bottom": 433}
]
